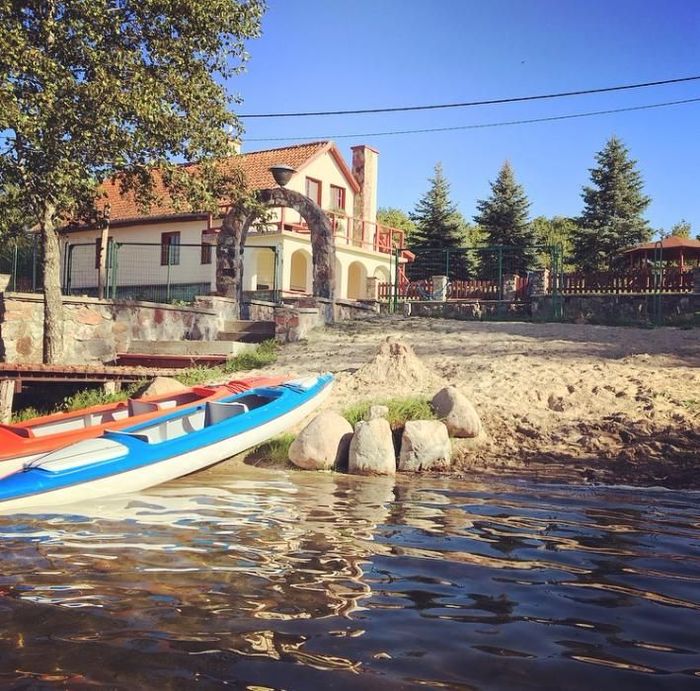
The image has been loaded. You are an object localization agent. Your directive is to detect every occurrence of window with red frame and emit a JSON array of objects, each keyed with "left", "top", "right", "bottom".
[
  {"left": 161, "top": 231, "right": 181, "bottom": 266},
  {"left": 330, "top": 185, "right": 346, "bottom": 211},
  {"left": 305, "top": 177, "right": 321, "bottom": 205}
]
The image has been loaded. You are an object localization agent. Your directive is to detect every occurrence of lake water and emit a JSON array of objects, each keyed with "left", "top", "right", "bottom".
[{"left": 0, "top": 464, "right": 699, "bottom": 690}]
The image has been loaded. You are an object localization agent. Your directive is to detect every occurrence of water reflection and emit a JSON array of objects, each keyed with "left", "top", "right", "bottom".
[{"left": 0, "top": 466, "right": 698, "bottom": 689}]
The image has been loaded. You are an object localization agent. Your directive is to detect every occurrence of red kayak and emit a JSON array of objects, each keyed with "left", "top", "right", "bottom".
[{"left": 0, "top": 375, "right": 286, "bottom": 476}]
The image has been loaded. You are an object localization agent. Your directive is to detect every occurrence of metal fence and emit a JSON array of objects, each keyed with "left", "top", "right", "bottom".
[
  {"left": 0, "top": 236, "right": 42, "bottom": 293},
  {"left": 62, "top": 241, "right": 281, "bottom": 305},
  {"left": 63, "top": 241, "right": 213, "bottom": 303}
]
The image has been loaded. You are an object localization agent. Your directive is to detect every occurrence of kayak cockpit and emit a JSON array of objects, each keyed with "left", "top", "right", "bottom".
[{"left": 104, "top": 390, "right": 277, "bottom": 445}]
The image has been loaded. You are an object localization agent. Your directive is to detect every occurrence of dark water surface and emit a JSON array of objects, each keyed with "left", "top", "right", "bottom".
[{"left": 0, "top": 465, "right": 699, "bottom": 690}]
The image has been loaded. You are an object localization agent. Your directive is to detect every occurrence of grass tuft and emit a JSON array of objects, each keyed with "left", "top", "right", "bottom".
[
  {"left": 247, "top": 433, "right": 295, "bottom": 467},
  {"left": 343, "top": 396, "right": 435, "bottom": 429}
]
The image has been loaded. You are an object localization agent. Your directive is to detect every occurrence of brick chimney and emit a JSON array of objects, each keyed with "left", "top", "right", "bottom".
[{"left": 351, "top": 145, "right": 378, "bottom": 225}]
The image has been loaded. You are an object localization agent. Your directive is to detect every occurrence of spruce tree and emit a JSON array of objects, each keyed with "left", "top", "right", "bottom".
[
  {"left": 473, "top": 161, "right": 535, "bottom": 276},
  {"left": 573, "top": 136, "right": 652, "bottom": 271},
  {"left": 409, "top": 163, "right": 475, "bottom": 281}
]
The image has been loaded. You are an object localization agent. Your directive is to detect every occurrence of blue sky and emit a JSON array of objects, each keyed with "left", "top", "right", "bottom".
[{"left": 233, "top": 0, "right": 700, "bottom": 234}]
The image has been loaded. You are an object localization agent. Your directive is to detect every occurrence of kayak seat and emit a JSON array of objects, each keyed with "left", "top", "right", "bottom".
[
  {"left": 128, "top": 399, "right": 161, "bottom": 417},
  {"left": 205, "top": 401, "right": 249, "bottom": 426}
]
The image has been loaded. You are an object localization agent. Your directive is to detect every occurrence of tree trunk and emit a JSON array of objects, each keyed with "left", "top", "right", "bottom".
[{"left": 41, "top": 202, "right": 64, "bottom": 364}]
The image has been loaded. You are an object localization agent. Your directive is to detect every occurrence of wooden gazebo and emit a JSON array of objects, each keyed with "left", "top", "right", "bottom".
[{"left": 622, "top": 236, "right": 700, "bottom": 271}]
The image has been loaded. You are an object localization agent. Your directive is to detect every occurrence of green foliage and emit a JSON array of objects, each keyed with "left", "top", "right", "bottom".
[
  {"left": 176, "top": 340, "right": 279, "bottom": 385},
  {"left": 62, "top": 381, "right": 142, "bottom": 412},
  {"left": 343, "top": 397, "right": 435, "bottom": 429},
  {"left": 10, "top": 406, "right": 41, "bottom": 423},
  {"left": 473, "top": 161, "right": 536, "bottom": 275},
  {"left": 0, "top": 0, "right": 266, "bottom": 359},
  {"left": 665, "top": 220, "right": 692, "bottom": 239},
  {"left": 573, "top": 136, "right": 652, "bottom": 271},
  {"left": 250, "top": 433, "right": 296, "bottom": 466},
  {"left": 409, "top": 163, "right": 477, "bottom": 280},
  {"left": 377, "top": 207, "right": 417, "bottom": 245},
  {"left": 531, "top": 215, "right": 577, "bottom": 270}
]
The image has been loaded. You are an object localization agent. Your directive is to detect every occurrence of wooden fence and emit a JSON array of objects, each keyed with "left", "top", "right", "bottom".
[{"left": 558, "top": 269, "right": 693, "bottom": 294}]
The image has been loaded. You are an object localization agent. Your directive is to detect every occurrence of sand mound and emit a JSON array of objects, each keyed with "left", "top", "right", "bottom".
[{"left": 350, "top": 337, "right": 444, "bottom": 392}]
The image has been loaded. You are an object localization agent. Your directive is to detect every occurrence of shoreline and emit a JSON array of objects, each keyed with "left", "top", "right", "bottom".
[{"left": 253, "top": 316, "right": 700, "bottom": 490}]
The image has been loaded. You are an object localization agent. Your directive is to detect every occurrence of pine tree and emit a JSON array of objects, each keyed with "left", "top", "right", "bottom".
[
  {"left": 573, "top": 136, "right": 652, "bottom": 271},
  {"left": 473, "top": 162, "right": 535, "bottom": 276},
  {"left": 408, "top": 163, "right": 476, "bottom": 280}
]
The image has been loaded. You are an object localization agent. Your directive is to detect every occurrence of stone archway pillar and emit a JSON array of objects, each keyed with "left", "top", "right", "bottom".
[{"left": 216, "top": 187, "right": 336, "bottom": 319}]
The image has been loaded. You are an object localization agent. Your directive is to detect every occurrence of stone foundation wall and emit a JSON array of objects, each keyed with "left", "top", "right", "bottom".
[
  {"left": 272, "top": 297, "right": 379, "bottom": 343},
  {"left": 405, "top": 300, "right": 530, "bottom": 321},
  {"left": 0, "top": 293, "right": 219, "bottom": 364},
  {"left": 383, "top": 293, "right": 698, "bottom": 326},
  {"left": 532, "top": 293, "right": 700, "bottom": 326}
]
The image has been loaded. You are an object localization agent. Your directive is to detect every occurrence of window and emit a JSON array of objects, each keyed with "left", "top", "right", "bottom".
[
  {"left": 305, "top": 177, "right": 321, "bottom": 205},
  {"left": 201, "top": 232, "right": 213, "bottom": 265},
  {"left": 94, "top": 237, "right": 113, "bottom": 269},
  {"left": 330, "top": 185, "right": 346, "bottom": 211},
  {"left": 161, "top": 231, "right": 181, "bottom": 266}
]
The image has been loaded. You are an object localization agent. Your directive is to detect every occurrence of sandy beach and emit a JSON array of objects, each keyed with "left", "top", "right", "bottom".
[{"left": 258, "top": 316, "right": 700, "bottom": 488}]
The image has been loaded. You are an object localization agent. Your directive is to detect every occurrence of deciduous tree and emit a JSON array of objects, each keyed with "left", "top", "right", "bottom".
[{"left": 0, "top": 0, "right": 265, "bottom": 362}]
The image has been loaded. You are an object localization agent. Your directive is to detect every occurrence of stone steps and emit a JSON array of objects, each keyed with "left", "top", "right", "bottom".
[{"left": 217, "top": 320, "right": 276, "bottom": 344}]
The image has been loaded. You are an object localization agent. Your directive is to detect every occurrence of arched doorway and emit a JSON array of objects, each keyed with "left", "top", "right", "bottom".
[
  {"left": 373, "top": 266, "right": 390, "bottom": 283},
  {"left": 289, "top": 249, "right": 312, "bottom": 293},
  {"left": 347, "top": 261, "right": 367, "bottom": 300},
  {"left": 217, "top": 187, "right": 336, "bottom": 318}
]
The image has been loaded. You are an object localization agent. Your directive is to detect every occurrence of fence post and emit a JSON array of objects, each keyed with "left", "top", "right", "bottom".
[
  {"left": 11, "top": 241, "right": 18, "bottom": 292},
  {"left": 497, "top": 245, "right": 503, "bottom": 300},
  {"left": 32, "top": 234, "right": 38, "bottom": 291},
  {"left": 110, "top": 243, "right": 120, "bottom": 299},
  {"left": 166, "top": 244, "right": 172, "bottom": 303},
  {"left": 432, "top": 275, "right": 448, "bottom": 301},
  {"left": 0, "top": 380, "right": 13, "bottom": 424},
  {"left": 392, "top": 247, "right": 400, "bottom": 314}
]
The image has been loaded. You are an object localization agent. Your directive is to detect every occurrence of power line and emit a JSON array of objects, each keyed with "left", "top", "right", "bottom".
[
  {"left": 244, "top": 96, "right": 700, "bottom": 143},
  {"left": 240, "top": 75, "right": 700, "bottom": 119}
]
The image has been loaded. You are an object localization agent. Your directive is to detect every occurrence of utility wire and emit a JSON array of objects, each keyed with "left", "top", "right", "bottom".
[
  {"left": 240, "top": 75, "right": 700, "bottom": 119},
  {"left": 244, "top": 96, "right": 700, "bottom": 143}
]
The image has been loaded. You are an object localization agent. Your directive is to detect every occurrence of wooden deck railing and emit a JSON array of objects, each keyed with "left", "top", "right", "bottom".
[{"left": 558, "top": 269, "right": 694, "bottom": 294}]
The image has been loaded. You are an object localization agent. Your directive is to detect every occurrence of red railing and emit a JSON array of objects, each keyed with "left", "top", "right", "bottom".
[
  {"left": 559, "top": 269, "right": 693, "bottom": 294},
  {"left": 378, "top": 278, "right": 506, "bottom": 301},
  {"left": 248, "top": 208, "right": 405, "bottom": 256}
]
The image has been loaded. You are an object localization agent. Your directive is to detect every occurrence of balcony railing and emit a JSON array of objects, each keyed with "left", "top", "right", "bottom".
[{"left": 250, "top": 209, "right": 405, "bottom": 256}]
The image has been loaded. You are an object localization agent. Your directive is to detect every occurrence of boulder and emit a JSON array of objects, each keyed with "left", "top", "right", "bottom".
[
  {"left": 288, "top": 411, "right": 353, "bottom": 471},
  {"left": 431, "top": 386, "right": 482, "bottom": 438},
  {"left": 348, "top": 418, "right": 396, "bottom": 476},
  {"left": 398, "top": 420, "right": 452, "bottom": 472},
  {"left": 137, "top": 376, "right": 188, "bottom": 398},
  {"left": 365, "top": 404, "right": 389, "bottom": 421}
]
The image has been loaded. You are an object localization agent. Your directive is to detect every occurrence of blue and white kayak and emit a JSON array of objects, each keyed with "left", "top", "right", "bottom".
[{"left": 0, "top": 374, "right": 333, "bottom": 512}]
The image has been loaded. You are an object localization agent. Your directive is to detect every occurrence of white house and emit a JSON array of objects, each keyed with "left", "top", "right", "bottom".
[{"left": 60, "top": 141, "right": 408, "bottom": 303}]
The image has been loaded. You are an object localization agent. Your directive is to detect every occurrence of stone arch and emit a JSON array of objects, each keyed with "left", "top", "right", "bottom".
[
  {"left": 347, "top": 260, "right": 367, "bottom": 300},
  {"left": 216, "top": 187, "right": 335, "bottom": 317}
]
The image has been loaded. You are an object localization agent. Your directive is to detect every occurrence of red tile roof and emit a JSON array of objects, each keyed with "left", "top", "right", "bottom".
[
  {"left": 99, "top": 141, "right": 361, "bottom": 224},
  {"left": 622, "top": 236, "right": 700, "bottom": 252}
]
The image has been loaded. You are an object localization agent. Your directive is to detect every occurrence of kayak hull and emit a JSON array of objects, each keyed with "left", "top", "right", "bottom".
[
  {"left": 0, "top": 375, "right": 332, "bottom": 512},
  {"left": 0, "top": 375, "right": 285, "bottom": 475}
]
